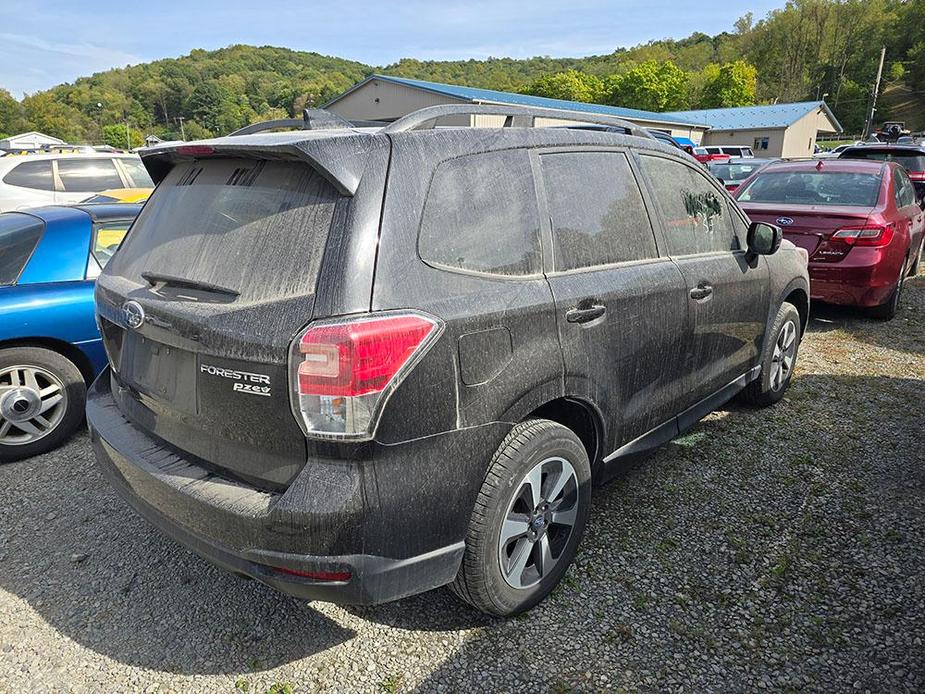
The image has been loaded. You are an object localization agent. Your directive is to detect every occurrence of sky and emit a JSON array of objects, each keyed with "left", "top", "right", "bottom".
[{"left": 0, "top": 0, "right": 786, "bottom": 97}]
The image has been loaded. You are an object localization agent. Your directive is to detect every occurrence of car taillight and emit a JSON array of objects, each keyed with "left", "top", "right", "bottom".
[
  {"left": 831, "top": 224, "right": 894, "bottom": 247},
  {"left": 176, "top": 145, "right": 214, "bottom": 156},
  {"left": 289, "top": 311, "right": 443, "bottom": 439},
  {"left": 907, "top": 171, "right": 925, "bottom": 182}
]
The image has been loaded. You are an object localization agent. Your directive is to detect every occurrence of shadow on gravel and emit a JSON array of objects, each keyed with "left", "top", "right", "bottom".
[
  {"left": 0, "top": 432, "right": 354, "bottom": 675},
  {"left": 806, "top": 275, "right": 924, "bottom": 356},
  {"left": 373, "top": 373, "right": 925, "bottom": 690}
]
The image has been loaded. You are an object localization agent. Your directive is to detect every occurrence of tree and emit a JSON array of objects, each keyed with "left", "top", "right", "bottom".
[
  {"left": 0, "top": 89, "right": 26, "bottom": 136},
  {"left": 606, "top": 61, "right": 688, "bottom": 111},
  {"left": 102, "top": 124, "right": 144, "bottom": 149},
  {"left": 521, "top": 70, "right": 605, "bottom": 103},
  {"left": 699, "top": 61, "right": 758, "bottom": 108}
]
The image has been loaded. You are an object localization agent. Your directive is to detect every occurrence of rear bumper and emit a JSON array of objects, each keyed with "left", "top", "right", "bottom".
[
  {"left": 809, "top": 247, "right": 903, "bottom": 307},
  {"left": 87, "top": 370, "right": 472, "bottom": 605}
]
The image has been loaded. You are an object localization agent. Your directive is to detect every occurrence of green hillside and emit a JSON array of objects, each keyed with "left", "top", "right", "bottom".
[{"left": 1, "top": 0, "right": 923, "bottom": 143}]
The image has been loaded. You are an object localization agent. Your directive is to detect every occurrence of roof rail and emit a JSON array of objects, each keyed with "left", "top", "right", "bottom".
[
  {"left": 381, "top": 104, "right": 656, "bottom": 140},
  {"left": 228, "top": 108, "right": 354, "bottom": 136}
]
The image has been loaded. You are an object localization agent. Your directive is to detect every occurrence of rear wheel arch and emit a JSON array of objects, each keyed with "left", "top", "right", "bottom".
[
  {"left": 527, "top": 397, "right": 604, "bottom": 473},
  {"left": 0, "top": 338, "right": 96, "bottom": 385}
]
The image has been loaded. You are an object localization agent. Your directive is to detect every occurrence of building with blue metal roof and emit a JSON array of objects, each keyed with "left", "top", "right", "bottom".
[
  {"left": 325, "top": 74, "right": 710, "bottom": 141},
  {"left": 664, "top": 101, "right": 842, "bottom": 158},
  {"left": 325, "top": 76, "right": 842, "bottom": 159}
]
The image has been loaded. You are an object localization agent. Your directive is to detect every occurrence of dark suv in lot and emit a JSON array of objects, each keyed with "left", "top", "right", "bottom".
[{"left": 88, "top": 105, "right": 810, "bottom": 615}]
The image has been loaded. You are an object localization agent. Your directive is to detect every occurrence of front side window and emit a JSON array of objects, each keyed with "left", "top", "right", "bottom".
[
  {"left": 639, "top": 154, "right": 739, "bottom": 256},
  {"left": 2, "top": 160, "right": 54, "bottom": 191},
  {"left": 92, "top": 221, "right": 132, "bottom": 268},
  {"left": 0, "top": 213, "right": 45, "bottom": 284},
  {"left": 420, "top": 149, "right": 542, "bottom": 276},
  {"left": 540, "top": 151, "right": 657, "bottom": 271},
  {"left": 57, "top": 159, "right": 124, "bottom": 193}
]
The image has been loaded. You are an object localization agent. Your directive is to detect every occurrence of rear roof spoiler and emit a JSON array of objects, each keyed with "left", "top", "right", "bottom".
[{"left": 139, "top": 131, "right": 379, "bottom": 196}]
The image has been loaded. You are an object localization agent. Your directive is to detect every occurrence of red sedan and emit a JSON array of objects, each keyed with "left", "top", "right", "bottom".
[{"left": 735, "top": 159, "right": 924, "bottom": 319}]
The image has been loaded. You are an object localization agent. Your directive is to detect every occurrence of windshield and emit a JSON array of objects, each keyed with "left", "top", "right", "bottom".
[
  {"left": 840, "top": 149, "right": 925, "bottom": 172},
  {"left": 737, "top": 171, "right": 882, "bottom": 207},
  {"left": 709, "top": 162, "right": 766, "bottom": 181},
  {"left": 108, "top": 158, "right": 342, "bottom": 303}
]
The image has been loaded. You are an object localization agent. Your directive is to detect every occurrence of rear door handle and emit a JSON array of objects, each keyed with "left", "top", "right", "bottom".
[
  {"left": 566, "top": 304, "right": 606, "bottom": 324},
  {"left": 690, "top": 283, "right": 713, "bottom": 300}
]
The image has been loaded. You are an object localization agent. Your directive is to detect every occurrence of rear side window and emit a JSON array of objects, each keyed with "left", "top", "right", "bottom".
[
  {"left": 118, "top": 158, "right": 154, "bottom": 187},
  {"left": 419, "top": 149, "right": 541, "bottom": 276},
  {"left": 639, "top": 155, "right": 740, "bottom": 256},
  {"left": 92, "top": 221, "right": 132, "bottom": 268},
  {"left": 540, "top": 151, "right": 657, "bottom": 270},
  {"left": 895, "top": 169, "right": 917, "bottom": 208},
  {"left": 109, "top": 159, "right": 340, "bottom": 302},
  {"left": 57, "top": 159, "right": 124, "bottom": 192},
  {"left": 0, "top": 213, "right": 44, "bottom": 285},
  {"left": 3, "top": 160, "right": 54, "bottom": 191}
]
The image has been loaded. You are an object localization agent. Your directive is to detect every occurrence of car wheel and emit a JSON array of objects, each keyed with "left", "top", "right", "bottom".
[
  {"left": 738, "top": 302, "right": 801, "bottom": 407},
  {"left": 449, "top": 418, "right": 591, "bottom": 616},
  {"left": 868, "top": 262, "right": 905, "bottom": 320},
  {"left": 0, "top": 347, "right": 86, "bottom": 463},
  {"left": 909, "top": 240, "right": 922, "bottom": 277}
]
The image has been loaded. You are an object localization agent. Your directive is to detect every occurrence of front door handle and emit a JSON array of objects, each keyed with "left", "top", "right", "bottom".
[
  {"left": 690, "top": 283, "right": 713, "bottom": 300},
  {"left": 566, "top": 304, "right": 606, "bottom": 324}
]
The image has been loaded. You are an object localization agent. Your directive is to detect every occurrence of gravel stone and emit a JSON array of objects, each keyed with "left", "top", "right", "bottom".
[{"left": 1, "top": 277, "right": 924, "bottom": 692}]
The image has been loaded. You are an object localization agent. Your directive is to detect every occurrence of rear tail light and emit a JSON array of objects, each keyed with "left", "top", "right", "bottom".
[
  {"left": 831, "top": 224, "right": 894, "bottom": 247},
  {"left": 907, "top": 171, "right": 925, "bottom": 182},
  {"left": 289, "top": 311, "right": 443, "bottom": 439},
  {"left": 176, "top": 144, "right": 215, "bottom": 156}
]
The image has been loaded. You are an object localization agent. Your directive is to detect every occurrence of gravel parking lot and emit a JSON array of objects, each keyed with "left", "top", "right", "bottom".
[{"left": 1, "top": 277, "right": 923, "bottom": 694}]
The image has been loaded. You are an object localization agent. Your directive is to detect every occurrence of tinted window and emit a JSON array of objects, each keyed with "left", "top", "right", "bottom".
[
  {"left": 639, "top": 155, "right": 739, "bottom": 256},
  {"left": 57, "top": 159, "right": 123, "bottom": 192},
  {"left": 92, "top": 221, "right": 132, "bottom": 268},
  {"left": 841, "top": 148, "right": 925, "bottom": 173},
  {"left": 110, "top": 159, "right": 340, "bottom": 302},
  {"left": 895, "top": 169, "right": 917, "bottom": 208},
  {"left": 2, "top": 160, "right": 54, "bottom": 191},
  {"left": 0, "top": 213, "right": 44, "bottom": 284},
  {"left": 737, "top": 171, "right": 882, "bottom": 207},
  {"left": 119, "top": 158, "right": 154, "bottom": 187},
  {"left": 420, "top": 149, "right": 541, "bottom": 276},
  {"left": 541, "top": 151, "right": 656, "bottom": 270}
]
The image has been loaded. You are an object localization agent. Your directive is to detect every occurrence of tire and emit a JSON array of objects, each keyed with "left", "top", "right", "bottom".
[
  {"left": 868, "top": 261, "right": 905, "bottom": 321},
  {"left": 738, "top": 302, "right": 801, "bottom": 407},
  {"left": 449, "top": 418, "right": 592, "bottom": 616},
  {"left": 0, "top": 347, "right": 86, "bottom": 463}
]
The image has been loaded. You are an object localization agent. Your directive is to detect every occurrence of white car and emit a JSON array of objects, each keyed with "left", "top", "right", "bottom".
[
  {"left": 0, "top": 152, "right": 153, "bottom": 212},
  {"left": 814, "top": 142, "right": 864, "bottom": 159},
  {"left": 702, "top": 145, "right": 754, "bottom": 158}
]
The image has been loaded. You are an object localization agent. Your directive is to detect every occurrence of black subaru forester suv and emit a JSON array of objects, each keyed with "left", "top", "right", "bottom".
[{"left": 88, "top": 105, "right": 809, "bottom": 616}]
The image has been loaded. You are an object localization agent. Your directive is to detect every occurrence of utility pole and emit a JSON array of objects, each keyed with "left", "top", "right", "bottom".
[
  {"left": 863, "top": 47, "right": 886, "bottom": 138},
  {"left": 176, "top": 116, "right": 186, "bottom": 141}
]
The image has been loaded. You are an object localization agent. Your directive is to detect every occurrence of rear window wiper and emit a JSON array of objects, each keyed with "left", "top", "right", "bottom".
[{"left": 141, "top": 271, "right": 240, "bottom": 298}]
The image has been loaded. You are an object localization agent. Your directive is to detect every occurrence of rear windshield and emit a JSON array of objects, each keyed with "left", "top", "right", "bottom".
[
  {"left": 840, "top": 149, "right": 925, "bottom": 172},
  {"left": 709, "top": 162, "right": 766, "bottom": 181},
  {"left": 108, "top": 159, "right": 341, "bottom": 302},
  {"left": 0, "top": 213, "right": 45, "bottom": 285},
  {"left": 737, "top": 171, "right": 882, "bottom": 207}
]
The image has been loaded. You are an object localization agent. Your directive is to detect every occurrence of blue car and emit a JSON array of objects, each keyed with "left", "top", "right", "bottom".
[{"left": 0, "top": 204, "right": 141, "bottom": 460}]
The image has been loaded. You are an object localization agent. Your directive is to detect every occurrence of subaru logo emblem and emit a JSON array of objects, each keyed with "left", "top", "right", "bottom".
[
  {"left": 776, "top": 217, "right": 794, "bottom": 226},
  {"left": 121, "top": 300, "right": 145, "bottom": 330}
]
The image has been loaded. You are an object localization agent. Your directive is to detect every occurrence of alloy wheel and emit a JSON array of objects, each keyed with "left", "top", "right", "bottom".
[
  {"left": 0, "top": 365, "right": 68, "bottom": 446},
  {"left": 769, "top": 320, "right": 797, "bottom": 391},
  {"left": 498, "top": 456, "right": 580, "bottom": 589}
]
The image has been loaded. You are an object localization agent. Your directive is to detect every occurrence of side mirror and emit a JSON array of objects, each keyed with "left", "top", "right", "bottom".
[{"left": 746, "top": 221, "right": 782, "bottom": 262}]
